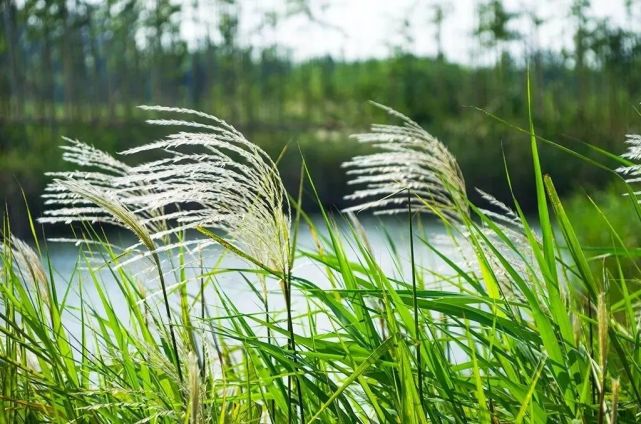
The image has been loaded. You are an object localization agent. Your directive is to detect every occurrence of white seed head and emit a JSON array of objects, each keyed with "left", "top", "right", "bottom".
[
  {"left": 0, "top": 236, "right": 49, "bottom": 302},
  {"left": 342, "top": 102, "right": 468, "bottom": 223},
  {"left": 40, "top": 107, "right": 291, "bottom": 274},
  {"left": 617, "top": 134, "right": 641, "bottom": 196}
]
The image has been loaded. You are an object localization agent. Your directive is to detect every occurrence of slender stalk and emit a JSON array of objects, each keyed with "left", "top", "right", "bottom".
[
  {"left": 408, "top": 188, "right": 423, "bottom": 405},
  {"left": 283, "top": 277, "right": 293, "bottom": 424},
  {"left": 152, "top": 253, "right": 182, "bottom": 383},
  {"left": 263, "top": 276, "right": 276, "bottom": 421},
  {"left": 597, "top": 293, "right": 608, "bottom": 424},
  {"left": 598, "top": 371, "right": 607, "bottom": 424},
  {"left": 291, "top": 163, "right": 306, "bottom": 424},
  {"left": 589, "top": 298, "right": 595, "bottom": 407},
  {"left": 245, "top": 350, "right": 252, "bottom": 422},
  {"left": 283, "top": 269, "right": 305, "bottom": 424},
  {"left": 296, "top": 361, "right": 305, "bottom": 423},
  {"left": 200, "top": 256, "right": 206, "bottom": 379}
]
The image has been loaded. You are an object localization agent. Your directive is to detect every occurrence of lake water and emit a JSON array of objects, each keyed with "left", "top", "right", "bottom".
[{"left": 43, "top": 216, "right": 459, "bottom": 339}]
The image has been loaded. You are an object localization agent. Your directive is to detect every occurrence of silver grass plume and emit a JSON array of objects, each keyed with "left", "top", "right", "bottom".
[
  {"left": 342, "top": 102, "right": 468, "bottom": 222},
  {"left": 40, "top": 138, "right": 168, "bottom": 237},
  {"left": 38, "top": 138, "right": 174, "bottom": 273},
  {"left": 39, "top": 105, "right": 294, "bottom": 402},
  {"left": 39, "top": 108, "right": 291, "bottom": 275},
  {"left": 616, "top": 132, "right": 641, "bottom": 318},
  {"left": 118, "top": 106, "right": 292, "bottom": 274},
  {"left": 474, "top": 189, "right": 541, "bottom": 301},
  {"left": 0, "top": 236, "right": 49, "bottom": 303},
  {"left": 342, "top": 102, "right": 468, "bottom": 403},
  {"left": 617, "top": 131, "right": 641, "bottom": 318},
  {"left": 475, "top": 188, "right": 536, "bottom": 262},
  {"left": 476, "top": 188, "right": 524, "bottom": 239},
  {"left": 37, "top": 110, "right": 282, "bottom": 382},
  {"left": 40, "top": 154, "right": 186, "bottom": 380},
  {"left": 616, "top": 134, "right": 641, "bottom": 188}
]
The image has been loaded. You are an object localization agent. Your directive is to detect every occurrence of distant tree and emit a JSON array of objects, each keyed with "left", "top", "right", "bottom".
[
  {"left": 475, "top": 0, "right": 520, "bottom": 64},
  {"left": 144, "top": 0, "right": 181, "bottom": 103},
  {"left": 217, "top": 0, "right": 240, "bottom": 120},
  {"left": 1, "top": 0, "right": 22, "bottom": 117},
  {"left": 570, "top": 0, "right": 591, "bottom": 114},
  {"left": 571, "top": 0, "right": 590, "bottom": 69},
  {"left": 430, "top": 1, "right": 452, "bottom": 61}
]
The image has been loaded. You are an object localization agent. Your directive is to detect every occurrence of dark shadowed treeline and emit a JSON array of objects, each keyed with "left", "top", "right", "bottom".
[{"left": 2, "top": 0, "right": 641, "bottom": 233}]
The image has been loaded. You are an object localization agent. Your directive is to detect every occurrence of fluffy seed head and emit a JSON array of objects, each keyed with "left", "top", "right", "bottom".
[
  {"left": 39, "top": 107, "right": 291, "bottom": 274},
  {"left": 342, "top": 102, "right": 468, "bottom": 223},
  {"left": 617, "top": 133, "right": 641, "bottom": 195},
  {"left": 0, "top": 236, "right": 48, "bottom": 302},
  {"left": 119, "top": 106, "right": 291, "bottom": 272}
]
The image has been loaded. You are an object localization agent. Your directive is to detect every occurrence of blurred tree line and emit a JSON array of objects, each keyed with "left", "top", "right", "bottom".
[{"left": 1, "top": 0, "right": 641, "bottom": 233}]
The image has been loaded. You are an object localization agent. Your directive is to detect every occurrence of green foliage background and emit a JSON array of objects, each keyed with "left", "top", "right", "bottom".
[{"left": 2, "top": 0, "right": 641, "bottom": 232}]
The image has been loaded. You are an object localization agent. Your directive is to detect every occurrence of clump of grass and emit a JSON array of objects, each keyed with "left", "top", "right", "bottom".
[{"left": 2, "top": 96, "right": 641, "bottom": 423}]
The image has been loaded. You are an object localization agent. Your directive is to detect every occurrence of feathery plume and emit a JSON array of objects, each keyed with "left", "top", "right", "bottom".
[
  {"left": 342, "top": 102, "right": 468, "bottom": 405},
  {"left": 342, "top": 102, "right": 468, "bottom": 222},
  {"left": 475, "top": 189, "right": 522, "bottom": 232},
  {"left": 40, "top": 108, "right": 291, "bottom": 274},
  {"left": 617, "top": 133, "right": 641, "bottom": 197},
  {"left": 0, "top": 236, "right": 49, "bottom": 302},
  {"left": 40, "top": 138, "right": 168, "bottom": 236},
  {"left": 617, "top": 133, "right": 641, "bottom": 181},
  {"left": 342, "top": 104, "right": 541, "bottom": 307},
  {"left": 473, "top": 188, "right": 552, "bottom": 305},
  {"left": 119, "top": 106, "right": 292, "bottom": 273},
  {"left": 617, "top": 134, "right": 641, "bottom": 167}
]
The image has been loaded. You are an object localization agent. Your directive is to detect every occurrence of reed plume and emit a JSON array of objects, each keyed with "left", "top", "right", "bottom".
[
  {"left": 617, "top": 134, "right": 641, "bottom": 192},
  {"left": 342, "top": 101, "right": 468, "bottom": 222},
  {"left": 119, "top": 106, "right": 291, "bottom": 274},
  {"left": 0, "top": 235, "right": 48, "bottom": 303},
  {"left": 40, "top": 138, "right": 168, "bottom": 236}
]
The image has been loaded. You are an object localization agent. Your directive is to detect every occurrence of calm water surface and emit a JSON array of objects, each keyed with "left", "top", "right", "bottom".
[{"left": 44, "top": 216, "right": 459, "bottom": 338}]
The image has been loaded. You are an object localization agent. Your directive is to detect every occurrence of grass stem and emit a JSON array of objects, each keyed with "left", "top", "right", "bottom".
[
  {"left": 408, "top": 188, "right": 424, "bottom": 408},
  {"left": 153, "top": 252, "right": 183, "bottom": 383}
]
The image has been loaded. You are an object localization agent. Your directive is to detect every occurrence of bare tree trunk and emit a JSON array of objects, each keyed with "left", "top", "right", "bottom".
[
  {"left": 42, "top": 20, "right": 56, "bottom": 121},
  {"left": 2, "top": 0, "right": 22, "bottom": 118},
  {"left": 60, "top": 0, "right": 75, "bottom": 120}
]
